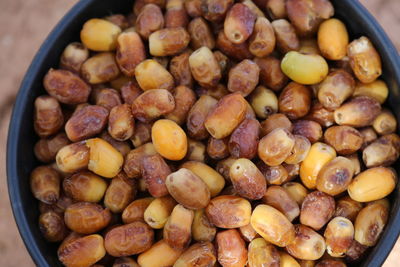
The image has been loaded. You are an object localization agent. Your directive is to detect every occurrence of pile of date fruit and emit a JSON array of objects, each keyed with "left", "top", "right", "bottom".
[{"left": 31, "top": 0, "right": 399, "bottom": 266}]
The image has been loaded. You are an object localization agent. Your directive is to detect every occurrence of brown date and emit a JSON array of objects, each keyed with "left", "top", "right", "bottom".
[
  {"left": 34, "top": 132, "right": 70, "bottom": 163},
  {"left": 58, "top": 234, "right": 106, "bottom": 267},
  {"left": 169, "top": 52, "right": 193, "bottom": 87},
  {"left": 224, "top": 3, "right": 256, "bottom": 44},
  {"left": 292, "top": 120, "right": 323, "bottom": 144},
  {"left": 131, "top": 89, "right": 175, "bottom": 122},
  {"left": 104, "top": 172, "right": 137, "bottom": 213},
  {"left": 39, "top": 211, "right": 68, "bottom": 242},
  {"left": 95, "top": 88, "right": 122, "bottom": 111},
  {"left": 34, "top": 96, "right": 64, "bottom": 137},
  {"left": 216, "top": 31, "right": 253, "bottom": 61},
  {"left": 216, "top": 229, "right": 247, "bottom": 267},
  {"left": 136, "top": 4, "right": 164, "bottom": 39},
  {"left": 142, "top": 154, "right": 171, "bottom": 198},
  {"left": 43, "top": 69, "right": 91, "bottom": 104},
  {"left": 229, "top": 118, "right": 260, "bottom": 159},
  {"left": 165, "top": 85, "right": 196, "bottom": 125},
  {"left": 64, "top": 202, "right": 111, "bottom": 234},
  {"left": 65, "top": 105, "right": 109, "bottom": 142},
  {"left": 105, "top": 221, "right": 154, "bottom": 257},
  {"left": 108, "top": 104, "right": 135, "bottom": 141},
  {"left": 279, "top": 82, "right": 312, "bottom": 120},
  {"left": 205, "top": 195, "right": 251, "bottom": 228},
  {"left": 254, "top": 56, "right": 288, "bottom": 91},
  {"left": 31, "top": 166, "right": 60, "bottom": 204},
  {"left": 186, "top": 95, "right": 218, "bottom": 140},
  {"left": 120, "top": 80, "right": 143, "bottom": 105},
  {"left": 227, "top": 59, "right": 260, "bottom": 97},
  {"left": 300, "top": 191, "right": 335, "bottom": 230},
  {"left": 116, "top": 31, "right": 146, "bottom": 76}
]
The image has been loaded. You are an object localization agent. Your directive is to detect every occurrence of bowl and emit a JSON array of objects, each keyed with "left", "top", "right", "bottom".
[{"left": 6, "top": 0, "right": 400, "bottom": 266}]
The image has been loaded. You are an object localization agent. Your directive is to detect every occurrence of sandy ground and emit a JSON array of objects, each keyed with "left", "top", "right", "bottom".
[{"left": 0, "top": 0, "right": 398, "bottom": 266}]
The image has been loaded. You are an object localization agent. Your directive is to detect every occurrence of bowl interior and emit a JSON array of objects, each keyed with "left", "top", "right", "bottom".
[{"left": 7, "top": 0, "right": 400, "bottom": 266}]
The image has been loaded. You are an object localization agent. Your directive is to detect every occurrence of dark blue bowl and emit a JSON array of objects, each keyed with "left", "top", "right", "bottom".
[{"left": 7, "top": 0, "right": 400, "bottom": 266}]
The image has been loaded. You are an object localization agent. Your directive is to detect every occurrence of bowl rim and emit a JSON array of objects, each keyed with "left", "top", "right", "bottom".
[
  {"left": 6, "top": 0, "right": 400, "bottom": 266},
  {"left": 6, "top": 1, "right": 94, "bottom": 266}
]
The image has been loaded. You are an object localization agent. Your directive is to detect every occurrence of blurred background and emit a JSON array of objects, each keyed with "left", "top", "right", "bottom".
[{"left": 0, "top": 0, "right": 399, "bottom": 266}]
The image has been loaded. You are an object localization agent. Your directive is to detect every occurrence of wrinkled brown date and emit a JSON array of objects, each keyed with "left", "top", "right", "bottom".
[
  {"left": 300, "top": 191, "right": 335, "bottom": 230},
  {"left": 43, "top": 69, "right": 91, "bottom": 104},
  {"left": 163, "top": 204, "right": 194, "bottom": 249},
  {"left": 257, "top": 162, "right": 290, "bottom": 185},
  {"left": 136, "top": 4, "right": 164, "bottom": 39},
  {"left": 122, "top": 198, "right": 154, "bottom": 224},
  {"left": 229, "top": 118, "right": 260, "bottom": 159},
  {"left": 205, "top": 195, "right": 251, "bottom": 228},
  {"left": 105, "top": 221, "right": 154, "bottom": 257},
  {"left": 120, "top": 80, "right": 143, "bottom": 105},
  {"left": 230, "top": 158, "right": 267, "bottom": 200},
  {"left": 202, "top": 0, "right": 234, "bottom": 22},
  {"left": 249, "top": 17, "right": 276, "bottom": 58},
  {"left": 130, "top": 122, "right": 152, "bottom": 148},
  {"left": 216, "top": 229, "right": 248, "bottom": 267},
  {"left": 187, "top": 95, "right": 218, "bottom": 140},
  {"left": 166, "top": 168, "right": 211, "bottom": 210},
  {"left": 317, "top": 69, "right": 355, "bottom": 110},
  {"left": 334, "top": 96, "right": 381, "bottom": 127},
  {"left": 334, "top": 196, "right": 363, "bottom": 222},
  {"left": 254, "top": 56, "right": 288, "bottom": 91},
  {"left": 108, "top": 104, "right": 135, "bottom": 141},
  {"left": 81, "top": 52, "right": 120, "bottom": 84},
  {"left": 286, "top": 0, "right": 334, "bottom": 36},
  {"left": 224, "top": 3, "right": 256, "bottom": 44},
  {"left": 165, "top": 0, "right": 189, "bottom": 28},
  {"left": 188, "top": 17, "right": 215, "bottom": 50},
  {"left": 185, "top": 0, "right": 202, "bottom": 18},
  {"left": 165, "top": 85, "right": 196, "bottom": 125},
  {"left": 292, "top": 120, "right": 323, "bottom": 144},
  {"left": 116, "top": 31, "right": 146, "bottom": 77},
  {"left": 34, "top": 133, "right": 70, "bottom": 163},
  {"left": 131, "top": 89, "right": 175, "bottom": 122},
  {"left": 305, "top": 101, "right": 335, "bottom": 127},
  {"left": 39, "top": 211, "right": 68, "bottom": 242},
  {"left": 271, "top": 19, "right": 300, "bottom": 53},
  {"left": 58, "top": 234, "right": 106, "bottom": 267},
  {"left": 263, "top": 185, "right": 300, "bottom": 222},
  {"left": 149, "top": 27, "right": 190, "bottom": 56},
  {"left": 34, "top": 96, "right": 64, "bottom": 137},
  {"left": 258, "top": 128, "right": 295, "bottom": 166},
  {"left": 266, "top": 0, "right": 287, "bottom": 19},
  {"left": 123, "top": 143, "right": 157, "bottom": 178},
  {"left": 31, "top": 166, "right": 60, "bottom": 204},
  {"left": 207, "top": 137, "right": 230, "bottom": 160},
  {"left": 63, "top": 171, "right": 107, "bottom": 203},
  {"left": 216, "top": 31, "right": 253, "bottom": 61},
  {"left": 279, "top": 82, "right": 312, "bottom": 120},
  {"left": 64, "top": 202, "right": 112, "bottom": 234},
  {"left": 174, "top": 242, "right": 217, "bottom": 267},
  {"left": 59, "top": 42, "right": 89, "bottom": 74},
  {"left": 95, "top": 88, "right": 122, "bottom": 111},
  {"left": 228, "top": 59, "right": 260, "bottom": 97},
  {"left": 260, "top": 113, "right": 293, "bottom": 136},
  {"left": 169, "top": 52, "right": 193, "bottom": 87},
  {"left": 104, "top": 172, "right": 137, "bottom": 213},
  {"left": 204, "top": 93, "right": 248, "bottom": 139},
  {"left": 324, "top": 126, "right": 363, "bottom": 155},
  {"left": 65, "top": 105, "right": 109, "bottom": 142},
  {"left": 141, "top": 154, "right": 171, "bottom": 198}
]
